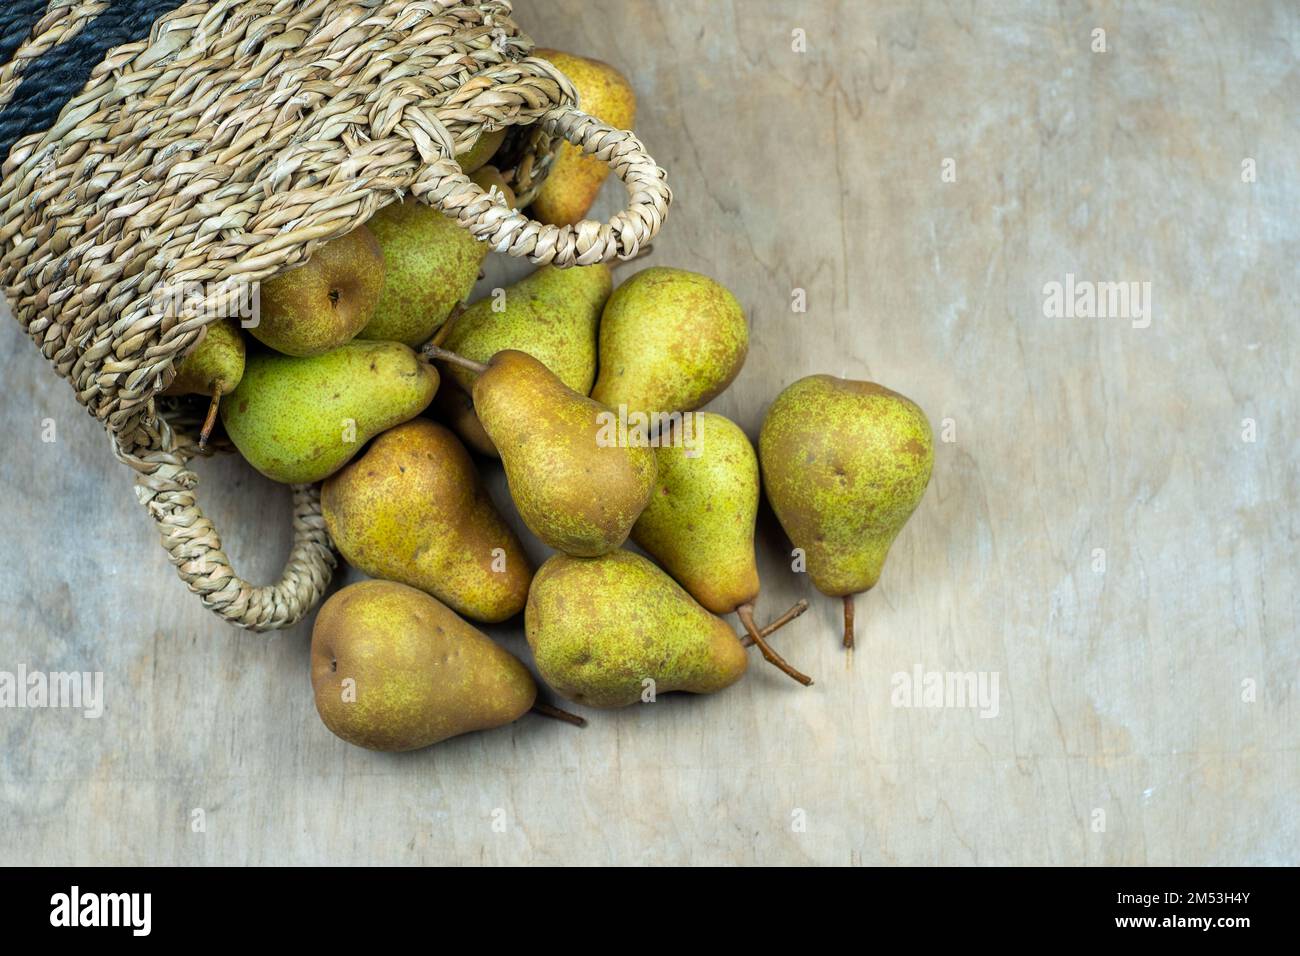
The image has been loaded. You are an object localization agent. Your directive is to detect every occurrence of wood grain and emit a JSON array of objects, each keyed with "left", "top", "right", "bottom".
[{"left": 0, "top": 0, "right": 1295, "bottom": 865}]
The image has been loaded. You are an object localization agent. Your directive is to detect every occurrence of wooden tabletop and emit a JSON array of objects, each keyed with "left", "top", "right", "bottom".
[{"left": 1, "top": 0, "right": 1295, "bottom": 865}]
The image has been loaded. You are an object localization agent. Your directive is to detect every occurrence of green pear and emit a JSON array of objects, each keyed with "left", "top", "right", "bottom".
[
  {"left": 631, "top": 414, "right": 757, "bottom": 613},
  {"left": 163, "top": 318, "right": 246, "bottom": 447},
  {"left": 359, "top": 198, "right": 485, "bottom": 347},
  {"left": 434, "top": 263, "right": 610, "bottom": 456},
  {"left": 251, "top": 226, "right": 384, "bottom": 356},
  {"left": 591, "top": 267, "right": 748, "bottom": 416},
  {"left": 321, "top": 420, "right": 532, "bottom": 623},
  {"left": 631, "top": 413, "right": 812, "bottom": 684},
  {"left": 468, "top": 349, "right": 656, "bottom": 556},
  {"left": 311, "top": 580, "right": 536, "bottom": 751},
  {"left": 525, "top": 550, "right": 748, "bottom": 708},
  {"left": 759, "top": 375, "right": 933, "bottom": 647},
  {"left": 458, "top": 127, "right": 507, "bottom": 174},
  {"left": 222, "top": 340, "right": 437, "bottom": 483},
  {"left": 531, "top": 50, "right": 636, "bottom": 226},
  {"left": 441, "top": 263, "right": 610, "bottom": 395}
]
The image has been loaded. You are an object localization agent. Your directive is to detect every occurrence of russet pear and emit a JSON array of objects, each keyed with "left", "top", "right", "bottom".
[
  {"left": 525, "top": 550, "right": 748, "bottom": 708},
  {"left": 311, "top": 580, "right": 536, "bottom": 751},
  {"left": 251, "top": 226, "right": 384, "bottom": 356},
  {"left": 759, "top": 375, "right": 933, "bottom": 647},
  {"left": 468, "top": 349, "right": 656, "bottom": 557},
  {"left": 531, "top": 50, "right": 636, "bottom": 226},
  {"left": 441, "top": 264, "right": 610, "bottom": 396},
  {"left": 631, "top": 413, "right": 812, "bottom": 684},
  {"left": 435, "top": 264, "right": 611, "bottom": 455},
  {"left": 591, "top": 267, "right": 748, "bottom": 416},
  {"left": 321, "top": 420, "right": 531, "bottom": 623},
  {"left": 360, "top": 197, "right": 485, "bottom": 347}
]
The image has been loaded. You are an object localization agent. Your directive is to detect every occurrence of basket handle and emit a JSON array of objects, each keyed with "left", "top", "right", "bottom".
[
  {"left": 131, "top": 443, "right": 336, "bottom": 632},
  {"left": 414, "top": 102, "right": 671, "bottom": 266}
]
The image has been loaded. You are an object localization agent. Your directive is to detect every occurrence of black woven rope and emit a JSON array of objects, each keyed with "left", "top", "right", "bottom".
[
  {"left": 0, "top": 0, "right": 187, "bottom": 170},
  {"left": 0, "top": 0, "right": 50, "bottom": 68}
]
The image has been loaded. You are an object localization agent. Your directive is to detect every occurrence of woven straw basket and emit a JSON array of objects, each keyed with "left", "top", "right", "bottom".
[{"left": 0, "top": 0, "right": 671, "bottom": 631}]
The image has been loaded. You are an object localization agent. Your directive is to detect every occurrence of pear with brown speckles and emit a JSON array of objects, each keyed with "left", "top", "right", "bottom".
[
  {"left": 359, "top": 197, "right": 485, "bottom": 347},
  {"left": 530, "top": 50, "right": 635, "bottom": 225},
  {"left": 759, "top": 375, "right": 933, "bottom": 649},
  {"left": 311, "top": 580, "right": 536, "bottom": 751},
  {"left": 525, "top": 550, "right": 748, "bottom": 708},
  {"left": 434, "top": 263, "right": 611, "bottom": 456},
  {"left": 631, "top": 413, "right": 813, "bottom": 685},
  {"left": 591, "top": 267, "right": 748, "bottom": 417},
  {"left": 251, "top": 226, "right": 385, "bottom": 356},
  {"left": 221, "top": 340, "right": 437, "bottom": 483},
  {"left": 321, "top": 420, "right": 532, "bottom": 623},
  {"left": 471, "top": 350, "right": 656, "bottom": 557}
]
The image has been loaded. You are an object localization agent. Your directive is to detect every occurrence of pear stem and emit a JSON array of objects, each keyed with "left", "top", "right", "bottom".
[
  {"left": 740, "top": 598, "right": 809, "bottom": 646},
  {"left": 736, "top": 603, "right": 813, "bottom": 686},
  {"left": 423, "top": 344, "right": 488, "bottom": 376},
  {"left": 198, "top": 382, "right": 223, "bottom": 451},
  {"left": 843, "top": 594, "right": 855, "bottom": 650},
  {"left": 429, "top": 304, "right": 465, "bottom": 349},
  {"left": 531, "top": 701, "right": 587, "bottom": 727}
]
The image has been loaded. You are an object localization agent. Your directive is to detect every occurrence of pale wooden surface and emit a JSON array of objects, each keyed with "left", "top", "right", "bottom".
[{"left": 1, "top": 0, "right": 1296, "bottom": 866}]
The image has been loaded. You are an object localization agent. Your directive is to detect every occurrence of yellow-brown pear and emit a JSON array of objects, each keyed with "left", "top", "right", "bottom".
[
  {"left": 311, "top": 581, "right": 536, "bottom": 751},
  {"left": 525, "top": 550, "right": 748, "bottom": 708},
  {"left": 531, "top": 50, "right": 636, "bottom": 225},
  {"left": 359, "top": 198, "right": 485, "bottom": 347},
  {"left": 251, "top": 226, "right": 384, "bottom": 356},
  {"left": 321, "top": 420, "right": 531, "bottom": 623},
  {"left": 468, "top": 350, "right": 656, "bottom": 556}
]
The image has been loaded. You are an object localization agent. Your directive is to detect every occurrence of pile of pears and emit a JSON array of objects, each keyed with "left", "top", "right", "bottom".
[{"left": 165, "top": 51, "right": 935, "bottom": 753}]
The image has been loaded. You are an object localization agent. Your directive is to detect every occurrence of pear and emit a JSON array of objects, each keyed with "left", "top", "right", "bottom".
[
  {"left": 430, "top": 376, "right": 499, "bottom": 458},
  {"left": 250, "top": 226, "right": 384, "bottom": 356},
  {"left": 473, "top": 349, "right": 655, "bottom": 556},
  {"left": 162, "top": 318, "right": 246, "bottom": 449},
  {"left": 359, "top": 197, "right": 485, "bottom": 347},
  {"left": 469, "top": 164, "right": 517, "bottom": 208},
  {"left": 458, "top": 127, "right": 507, "bottom": 174},
  {"left": 433, "top": 263, "right": 611, "bottom": 456},
  {"left": 321, "top": 420, "right": 532, "bottom": 623},
  {"left": 591, "top": 267, "right": 748, "bottom": 416},
  {"left": 430, "top": 348, "right": 655, "bottom": 557},
  {"left": 311, "top": 580, "right": 536, "bottom": 751},
  {"left": 525, "top": 550, "right": 748, "bottom": 708},
  {"left": 222, "top": 340, "right": 437, "bottom": 484},
  {"left": 441, "top": 264, "right": 610, "bottom": 397},
  {"left": 531, "top": 50, "right": 636, "bottom": 226},
  {"left": 630, "top": 413, "right": 812, "bottom": 684},
  {"left": 759, "top": 375, "right": 933, "bottom": 648}
]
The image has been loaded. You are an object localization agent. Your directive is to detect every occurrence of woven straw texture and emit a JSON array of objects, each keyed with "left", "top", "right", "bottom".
[{"left": 0, "top": 0, "right": 671, "bottom": 630}]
